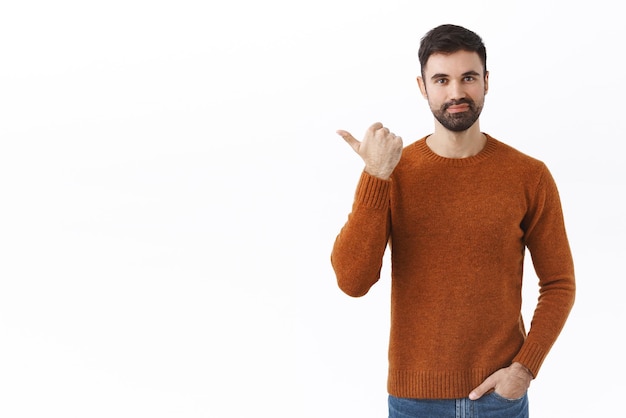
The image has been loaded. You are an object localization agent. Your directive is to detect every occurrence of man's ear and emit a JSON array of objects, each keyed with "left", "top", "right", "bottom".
[
  {"left": 417, "top": 76, "right": 428, "bottom": 99},
  {"left": 484, "top": 71, "right": 489, "bottom": 95}
]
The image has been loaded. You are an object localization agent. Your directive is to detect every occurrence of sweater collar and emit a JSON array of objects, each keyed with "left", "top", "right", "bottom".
[{"left": 416, "top": 133, "right": 498, "bottom": 166}]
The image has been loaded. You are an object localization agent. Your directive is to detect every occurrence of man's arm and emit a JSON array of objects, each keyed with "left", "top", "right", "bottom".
[
  {"left": 331, "top": 123, "right": 403, "bottom": 297},
  {"left": 331, "top": 172, "right": 392, "bottom": 296},
  {"left": 512, "top": 165, "right": 576, "bottom": 373}
]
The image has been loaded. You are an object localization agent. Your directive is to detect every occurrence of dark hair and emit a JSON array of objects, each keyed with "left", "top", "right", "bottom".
[{"left": 418, "top": 24, "right": 487, "bottom": 77}]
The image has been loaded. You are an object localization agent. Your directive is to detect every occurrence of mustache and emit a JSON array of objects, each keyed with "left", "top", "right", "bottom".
[{"left": 442, "top": 98, "right": 474, "bottom": 110}]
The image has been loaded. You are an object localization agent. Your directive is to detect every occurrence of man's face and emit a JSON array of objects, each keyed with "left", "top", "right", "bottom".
[{"left": 418, "top": 50, "right": 488, "bottom": 132}]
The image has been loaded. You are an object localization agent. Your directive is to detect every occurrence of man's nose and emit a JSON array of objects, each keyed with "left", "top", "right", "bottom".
[{"left": 448, "top": 81, "right": 466, "bottom": 100}]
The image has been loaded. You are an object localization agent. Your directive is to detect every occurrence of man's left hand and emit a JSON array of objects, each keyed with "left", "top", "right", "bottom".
[{"left": 468, "top": 362, "right": 533, "bottom": 400}]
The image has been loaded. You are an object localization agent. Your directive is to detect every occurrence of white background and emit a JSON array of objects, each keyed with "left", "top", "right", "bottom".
[{"left": 1, "top": 1, "right": 623, "bottom": 417}]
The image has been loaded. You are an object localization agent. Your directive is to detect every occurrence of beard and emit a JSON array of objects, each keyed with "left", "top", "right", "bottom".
[{"left": 431, "top": 97, "right": 483, "bottom": 132}]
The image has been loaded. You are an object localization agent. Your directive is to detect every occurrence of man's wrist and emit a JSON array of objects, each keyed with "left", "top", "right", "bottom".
[
  {"left": 511, "top": 362, "right": 533, "bottom": 379},
  {"left": 364, "top": 166, "right": 392, "bottom": 180}
]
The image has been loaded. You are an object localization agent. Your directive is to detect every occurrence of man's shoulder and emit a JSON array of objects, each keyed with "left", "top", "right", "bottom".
[{"left": 487, "top": 134, "right": 546, "bottom": 169}]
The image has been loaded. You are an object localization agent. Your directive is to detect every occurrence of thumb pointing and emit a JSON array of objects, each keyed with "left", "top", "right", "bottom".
[{"left": 336, "top": 130, "right": 360, "bottom": 152}]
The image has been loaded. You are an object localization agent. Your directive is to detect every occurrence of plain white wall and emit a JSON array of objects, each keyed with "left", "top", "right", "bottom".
[{"left": 1, "top": 1, "right": 623, "bottom": 417}]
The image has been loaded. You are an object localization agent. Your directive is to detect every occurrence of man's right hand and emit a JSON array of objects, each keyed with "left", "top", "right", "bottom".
[{"left": 336, "top": 122, "right": 403, "bottom": 180}]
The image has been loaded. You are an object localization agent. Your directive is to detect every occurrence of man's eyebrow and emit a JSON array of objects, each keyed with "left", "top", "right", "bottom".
[{"left": 430, "top": 70, "right": 481, "bottom": 80}]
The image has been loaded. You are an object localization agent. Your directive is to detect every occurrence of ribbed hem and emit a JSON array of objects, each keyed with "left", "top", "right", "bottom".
[
  {"left": 512, "top": 342, "right": 548, "bottom": 378},
  {"left": 387, "top": 368, "right": 491, "bottom": 399},
  {"left": 354, "top": 171, "right": 390, "bottom": 209}
]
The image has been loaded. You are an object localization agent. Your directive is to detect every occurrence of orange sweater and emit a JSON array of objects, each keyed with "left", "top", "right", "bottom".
[{"left": 331, "top": 134, "right": 575, "bottom": 399}]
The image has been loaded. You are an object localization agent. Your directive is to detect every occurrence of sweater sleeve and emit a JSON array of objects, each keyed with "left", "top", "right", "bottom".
[
  {"left": 513, "top": 164, "right": 576, "bottom": 377},
  {"left": 331, "top": 171, "right": 392, "bottom": 297}
]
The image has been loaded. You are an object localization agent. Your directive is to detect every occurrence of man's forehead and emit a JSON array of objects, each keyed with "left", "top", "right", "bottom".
[{"left": 423, "top": 50, "right": 484, "bottom": 77}]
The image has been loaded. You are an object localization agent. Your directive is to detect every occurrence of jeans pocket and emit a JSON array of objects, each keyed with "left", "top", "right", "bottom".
[
  {"left": 489, "top": 391, "right": 527, "bottom": 402},
  {"left": 478, "top": 392, "right": 529, "bottom": 418}
]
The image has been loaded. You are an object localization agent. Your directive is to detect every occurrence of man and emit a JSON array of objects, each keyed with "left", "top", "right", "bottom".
[{"left": 331, "top": 24, "right": 575, "bottom": 418}]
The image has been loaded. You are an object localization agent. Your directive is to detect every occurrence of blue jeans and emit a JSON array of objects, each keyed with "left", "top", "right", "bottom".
[{"left": 388, "top": 393, "right": 529, "bottom": 418}]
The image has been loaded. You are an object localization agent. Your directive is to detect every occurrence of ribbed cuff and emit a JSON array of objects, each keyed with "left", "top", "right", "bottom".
[
  {"left": 354, "top": 171, "right": 391, "bottom": 209},
  {"left": 512, "top": 342, "right": 548, "bottom": 378}
]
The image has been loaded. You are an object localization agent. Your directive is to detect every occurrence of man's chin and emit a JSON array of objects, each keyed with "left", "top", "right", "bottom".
[{"left": 437, "top": 118, "right": 475, "bottom": 132}]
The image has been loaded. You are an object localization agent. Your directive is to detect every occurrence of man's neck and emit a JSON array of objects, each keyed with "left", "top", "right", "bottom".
[{"left": 426, "top": 123, "right": 486, "bottom": 158}]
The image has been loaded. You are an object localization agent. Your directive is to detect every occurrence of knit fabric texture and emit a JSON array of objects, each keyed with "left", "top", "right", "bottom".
[{"left": 331, "top": 134, "right": 575, "bottom": 399}]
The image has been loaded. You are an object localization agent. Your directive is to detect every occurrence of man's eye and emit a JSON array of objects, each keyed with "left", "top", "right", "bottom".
[
  {"left": 435, "top": 79, "right": 447, "bottom": 84},
  {"left": 464, "top": 76, "right": 475, "bottom": 82}
]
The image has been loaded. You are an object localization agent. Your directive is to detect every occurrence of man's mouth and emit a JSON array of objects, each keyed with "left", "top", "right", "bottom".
[{"left": 446, "top": 104, "right": 470, "bottom": 113}]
